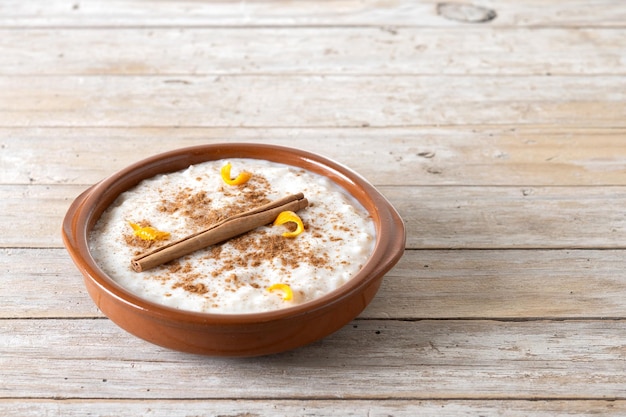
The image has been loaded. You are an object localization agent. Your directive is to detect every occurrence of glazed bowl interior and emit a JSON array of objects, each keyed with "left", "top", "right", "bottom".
[{"left": 63, "top": 143, "right": 405, "bottom": 356}]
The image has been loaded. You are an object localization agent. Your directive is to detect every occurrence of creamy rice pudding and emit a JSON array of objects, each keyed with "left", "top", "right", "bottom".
[{"left": 89, "top": 158, "right": 376, "bottom": 314}]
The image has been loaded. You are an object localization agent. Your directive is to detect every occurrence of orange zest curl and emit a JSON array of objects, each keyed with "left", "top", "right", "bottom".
[
  {"left": 273, "top": 210, "right": 304, "bottom": 238},
  {"left": 129, "top": 222, "right": 171, "bottom": 241},
  {"left": 267, "top": 283, "right": 294, "bottom": 301},
  {"left": 220, "top": 162, "right": 252, "bottom": 186}
]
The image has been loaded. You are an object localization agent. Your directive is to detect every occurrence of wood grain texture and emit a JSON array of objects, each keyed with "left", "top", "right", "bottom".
[
  {"left": 388, "top": 185, "right": 626, "bottom": 249},
  {"left": 3, "top": 127, "right": 626, "bottom": 187},
  {"left": 3, "top": 27, "right": 625, "bottom": 76},
  {"left": 1, "top": 0, "right": 625, "bottom": 27},
  {"left": 2, "top": 75, "right": 626, "bottom": 128},
  {"left": 1, "top": 399, "right": 625, "bottom": 417},
  {"left": 2, "top": 318, "right": 626, "bottom": 399}
]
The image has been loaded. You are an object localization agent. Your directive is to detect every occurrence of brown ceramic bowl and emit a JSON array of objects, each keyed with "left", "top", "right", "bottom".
[{"left": 62, "top": 143, "right": 405, "bottom": 357}]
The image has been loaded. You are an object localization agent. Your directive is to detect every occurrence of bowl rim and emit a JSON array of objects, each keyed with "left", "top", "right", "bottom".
[{"left": 63, "top": 143, "right": 405, "bottom": 326}]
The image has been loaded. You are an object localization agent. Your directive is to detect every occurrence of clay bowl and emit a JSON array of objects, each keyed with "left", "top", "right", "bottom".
[{"left": 62, "top": 143, "right": 405, "bottom": 357}]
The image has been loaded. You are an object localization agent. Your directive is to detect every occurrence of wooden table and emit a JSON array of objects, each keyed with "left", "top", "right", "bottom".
[{"left": 2, "top": 1, "right": 626, "bottom": 415}]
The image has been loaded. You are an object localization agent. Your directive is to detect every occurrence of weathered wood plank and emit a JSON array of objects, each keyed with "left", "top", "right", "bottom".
[
  {"left": 3, "top": 184, "right": 625, "bottom": 249},
  {"left": 2, "top": 318, "right": 625, "bottom": 399},
  {"left": 4, "top": 248, "right": 626, "bottom": 320},
  {"left": 389, "top": 185, "right": 626, "bottom": 249},
  {"left": 1, "top": 0, "right": 625, "bottom": 27},
  {"left": 3, "top": 27, "right": 624, "bottom": 76},
  {"left": 1, "top": 399, "right": 625, "bottom": 417},
  {"left": 1, "top": 75, "right": 625, "bottom": 128},
  {"left": 3, "top": 127, "right": 626, "bottom": 187},
  {"left": 0, "top": 184, "right": 77, "bottom": 248},
  {"left": 366, "top": 248, "right": 626, "bottom": 319},
  {"left": 0, "top": 249, "right": 99, "bottom": 318}
]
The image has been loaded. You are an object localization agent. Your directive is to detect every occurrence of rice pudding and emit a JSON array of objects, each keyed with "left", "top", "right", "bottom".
[{"left": 89, "top": 158, "right": 376, "bottom": 314}]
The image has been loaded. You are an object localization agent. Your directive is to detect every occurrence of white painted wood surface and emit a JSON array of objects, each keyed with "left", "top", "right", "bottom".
[
  {"left": 3, "top": 75, "right": 626, "bottom": 127},
  {"left": 3, "top": 127, "right": 626, "bottom": 186},
  {"left": 1, "top": 0, "right": 625, "bottom": 27},
  {"left": 1, "top": 1, "right": 626, "bottom": 415},
  {"left": 4, "top": 28, "right": 625, "bottom": 76}
]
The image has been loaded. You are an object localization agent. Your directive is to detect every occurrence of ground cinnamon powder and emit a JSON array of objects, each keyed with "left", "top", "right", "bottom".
[{"left": 122, "top": 172, "right": 339, "bottom": 301}]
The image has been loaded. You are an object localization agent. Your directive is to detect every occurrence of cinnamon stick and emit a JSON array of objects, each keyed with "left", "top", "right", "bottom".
[{"left": 131, "top": 193, "right": 308, "bottom": 272}]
